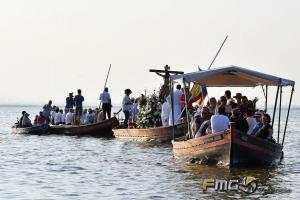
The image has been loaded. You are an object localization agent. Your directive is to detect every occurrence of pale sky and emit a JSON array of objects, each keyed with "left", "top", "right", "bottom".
[{"left": 0, "top": 0, "right": 299, "bottom": 107}]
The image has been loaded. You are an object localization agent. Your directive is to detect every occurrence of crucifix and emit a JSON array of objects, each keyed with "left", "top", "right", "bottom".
[{"left": 149, "top": 65, "right": 184, "bottom": 101}]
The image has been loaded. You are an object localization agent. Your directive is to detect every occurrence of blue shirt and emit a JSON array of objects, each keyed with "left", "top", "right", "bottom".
[
  {"left": 66, "top": 97, "right": 74, "bottom": 108},
  {"left": 251, "top": 122, "right": 263, "bottom": 135},
  {"left": 74, "top": 95, "right": 84, "bottom": 108}
]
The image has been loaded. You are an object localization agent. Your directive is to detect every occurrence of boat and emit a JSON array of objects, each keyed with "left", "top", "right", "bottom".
[
  {"left": 49, "top": 117, "right": 119, "bottom": 137},
  {"left": 12, "top": 124, "right": 50, "bottom": 135},
  {"left": 170, "top": 65, "right": 295, "bottom": 167},
  {"left": 113, "top": 123, "right": 187, "bottom": 142}
]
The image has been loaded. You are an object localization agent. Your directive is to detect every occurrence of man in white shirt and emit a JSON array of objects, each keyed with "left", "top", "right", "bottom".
[
  {"left": 54, "top": 108, "right": 63, "bottom": 125},
  {"left": 161, "top": 99, "right": 170, "bottom": 127},
  {"left": 100, "top": 87, "right": 112, "bottom": 119},
  {"left": 168, "top": 84, "right": 183, "bottom": 125},
  {"left": 65, "top": 108, "right": 74, "bottom": 125},
  {"left": 211, "top": 106, "right": 230, "bottom": 133}
]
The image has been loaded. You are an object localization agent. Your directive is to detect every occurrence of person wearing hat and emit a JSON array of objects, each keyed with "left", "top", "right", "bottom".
[
  {"left": 66, "top": 93, "right": 74, "bottom": 109},
  {"left": 233, "top": 93, "right": 242, "bottom": 105},
  {"left": 122, "top": 89, "right": 132, "bottom": 128},
  {"left": 230, "top": 108, "right": 249, "bottom": 133},
  {"left": 100, "top": 87, "right": 112, "bottom": 120},
  {"left": 250, "top": 111, "right": 264, "bottom": 135},
  {"left": 22, "top": 112, "right": 32, "bottom": 127}
]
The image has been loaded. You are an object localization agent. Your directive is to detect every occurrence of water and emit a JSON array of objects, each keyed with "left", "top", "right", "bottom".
[{"left": 0, "top": 105, "right": 300, "bottom": 199}]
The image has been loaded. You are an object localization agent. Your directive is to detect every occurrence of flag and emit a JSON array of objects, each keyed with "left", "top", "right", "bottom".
[{"left": 188, "top": 83, "right": 208, "bottom": 107}]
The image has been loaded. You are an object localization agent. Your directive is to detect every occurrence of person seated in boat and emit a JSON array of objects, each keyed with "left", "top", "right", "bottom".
[
  {"left": 37, "top": 111, "right": 46, "bottom": 125},
  {"left": 50, "top": 105, "right": 57, "bottom": 125},
  {"left": 237, "top": 96, "right": 248, "bottom": 117},
  {"left": 230, "top": 108, "right": 249, "bottom": 133},
  {"left": 233, "top": 93, "right": 242, "bottom": 105},
  {"left": 65, "top": 108, "right": 74, "bottom": 125},
  {"left": 60, "top": 109, "right": 65, "bottom": 124},
  {"left": 18, "top": 111, "right": 27, "bottom": 127},
  {"left": 211, "top": 106, "right": 230, "bottom": 134},
  {"left": 246, "top": 109, "right": 257, "bottom": 135},
  {"left": 194, "top": 110, "right": 213, "bottom": 137},
  {"left": 22, "top": 113, "right": 32, "bottom": 127},
  {"left": 54, "top": 107, "right": 63, "bottom": 125},
  {"left": 206, "top": 97, "right": 217, "bottom": 115},
  {"left": 97, "top": 108, "right": 105, "bottom": 123},
  {"left": 191, "top": 107, "right": 211, "bottom": 137},
  {"left": 219, "top": 96, "right": 232, "bottom": 116},
  {"left": 250, "top": 110, "right": 264, "bottom": 135},
  {"left": 81, "top": 109, "right": 88, "bottom": 125},
  {"left": 255, "top": 113, "right": 273, "bottom": 141},
  {"left": 86, "top": 108, "right": 95, "bottom": 124}
]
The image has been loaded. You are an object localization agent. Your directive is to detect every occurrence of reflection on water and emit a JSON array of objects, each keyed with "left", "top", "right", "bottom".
[{"left": 0, "top": 105, "right": 300, "bottom": 199}]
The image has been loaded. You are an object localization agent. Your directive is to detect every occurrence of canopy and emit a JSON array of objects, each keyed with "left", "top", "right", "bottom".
[{"left": 170, "top": 65, "right": 295, "bottom": 87}]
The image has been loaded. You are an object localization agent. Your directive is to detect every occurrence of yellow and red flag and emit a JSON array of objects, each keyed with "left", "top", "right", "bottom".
[{"left": 188, "top": 83, "right": 208, "bottom": 107}]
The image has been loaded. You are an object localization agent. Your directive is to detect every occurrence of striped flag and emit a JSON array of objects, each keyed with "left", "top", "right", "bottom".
[{"left": 188, "top": 83, "right": 208, "bottom": 107}]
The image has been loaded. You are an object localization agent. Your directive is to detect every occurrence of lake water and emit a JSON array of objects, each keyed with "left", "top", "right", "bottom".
[{"left": 0, "top": 105, "right": 300, "bottom": 199}]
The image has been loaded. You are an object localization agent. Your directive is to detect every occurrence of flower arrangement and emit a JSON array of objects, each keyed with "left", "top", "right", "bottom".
[{"left": 136, "top": 90, "right": 162, "bottom": 128}]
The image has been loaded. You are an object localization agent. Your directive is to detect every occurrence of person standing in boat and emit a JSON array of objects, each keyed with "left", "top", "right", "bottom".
[
  {"left": 161, "top": 97, "right": 170, "bottom": 127},
  {"left": 18, "top": 111, "right": 27, "bottom": 127},
  {"left": 211, "top": 106, "right": 230, "bottom": 134},
  {"left": 122, "top": 89, "right": 132, "bottom": 129},
  {"left": 100, "top": 87, "right": 112, "bottom": 120},
  {"left": 66, "top": 93, "right": 74, "bottom": 109},
  {"left": 43, "top": 100, "right": 52, "bottom": 124},
  {"left": 74, "top": 89, "right": 84, "bottom": 117},
  {"left": 207, "top": 97, "right": 217, "bottom": 115},
  {"left": 233, "top": 93, "right": 242, "bottom": 105},
  {"left": 168, "top": 84, "right": 183, "bottom": 125}
]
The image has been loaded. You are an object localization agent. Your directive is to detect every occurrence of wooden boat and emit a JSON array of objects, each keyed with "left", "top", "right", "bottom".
[
  {"left": 113, "top": 123, "right": 187, "bottom": 142},
  {"left": 12, "top": 124, "right": 49, "bottom": 135},
  {"left": 49, "top": 117, "right": 119, "bottom": 137},
  {"left": 170, "top": 65, "right": 295, "bottom": 167},
  {"left": 172, "top": 123, "right": 283, "bottom": 167}
]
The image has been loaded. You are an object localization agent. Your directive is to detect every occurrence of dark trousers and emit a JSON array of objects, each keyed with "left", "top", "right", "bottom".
[
  {"left": 76, "top": 107, "right": 83, "bottom": 116},
  {"left": 102, "top": 103, "right": 111, "bottom": 120},
  {"left": 123, "top": 110, "right": 130, "bottom": 129}
]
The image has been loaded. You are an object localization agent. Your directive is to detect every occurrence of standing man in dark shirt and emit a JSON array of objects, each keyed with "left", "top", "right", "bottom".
[
  {"left": 100, "top": 87, "right": 112, "bottom": 120},
  {"left": 66, "top": 92, "right": 74, "bottom": 109},
  {"left": 74, "top": 89, "right": 84, "bottom": 117}
]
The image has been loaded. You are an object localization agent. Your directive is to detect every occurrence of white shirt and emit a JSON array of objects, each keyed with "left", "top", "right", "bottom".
[
  {"left": 173, "top": 89, "right": 183, "bottom": 106},
  {"left": 100, "top": 92, "right": 111, "bottom": 104},
  {"left": 65, "top": 112, "right": 74, "bottom": 125},
  {"left": 122, "top": 95, "right": 132, "bottom": 111},
  {"left": 62, "top": 113, "right": 66, "bottom": 123},
  {"left": 211, "top": 114, "right": 230, "bottom": 133},
  {"left": 247, "top": 117, "right": 257, "bottom": 135},
  {"left": 54, "top": 112, "right": 63, "bottom": 124}
]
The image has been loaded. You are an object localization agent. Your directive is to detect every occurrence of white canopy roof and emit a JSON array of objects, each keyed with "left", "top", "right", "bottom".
[{"left": 170, "top": 65, "right": 295, "bottom": 87}]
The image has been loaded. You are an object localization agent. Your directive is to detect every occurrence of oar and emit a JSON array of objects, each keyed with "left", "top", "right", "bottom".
[{"left": 100, "top": 64, "right": 112, "bottom": 108}]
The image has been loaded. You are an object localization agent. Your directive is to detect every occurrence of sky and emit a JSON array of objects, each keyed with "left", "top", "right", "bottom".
[{"left": 0, "top": 0, "right": 299, "bottom": 107}]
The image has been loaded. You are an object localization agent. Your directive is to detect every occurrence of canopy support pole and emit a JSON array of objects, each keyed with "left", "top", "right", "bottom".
[
  {"left": 282, "top": 85, "right": 294, "bottom": 145},
  {"left": 272, "top": 85, "right": 280, "bottom": 127},
  {"left": 183, "top": 78, "right": 191, "bottom": 139},
  {"left": 265, "top": 85, "right": 268, "bottom": 113},
  {"left": 277, "top": 86, "right": 282, "bottom": 143},
  {"left": 170, "top": 81, "right": 175, "bottom": 140}
]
